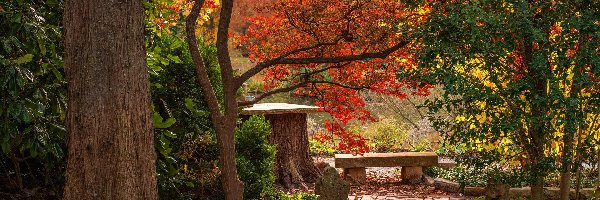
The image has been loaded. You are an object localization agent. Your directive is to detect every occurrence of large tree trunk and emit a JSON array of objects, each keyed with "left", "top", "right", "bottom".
[
  {"left": 264, "top": 113, "right": 321, "bottom": 189},
  {"left": 63, "top": 0, "right": 157, "bottom": 199}
]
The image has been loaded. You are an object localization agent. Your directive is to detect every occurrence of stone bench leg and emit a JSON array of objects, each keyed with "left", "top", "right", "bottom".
[
  {"left": 401, "top": 166, "right": 423, "bottom": 183},
  {"left": 342, "top": 167, "right": 366, "bottom": 185}
]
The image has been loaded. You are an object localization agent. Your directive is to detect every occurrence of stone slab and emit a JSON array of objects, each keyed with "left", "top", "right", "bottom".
[
  {"left": 335, "top": 152, "right": 438, "bottom": 168},
  {"left": 241, "top": 103, "right": 320, "bottom": 115}
]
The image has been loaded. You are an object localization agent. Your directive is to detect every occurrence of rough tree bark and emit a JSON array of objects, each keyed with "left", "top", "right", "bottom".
[
  {"left": 263, "top": 113, "right": 321, "bottom": 189},
  {"left": 63, "top": 0, "right": 157, "bottom": 199}
]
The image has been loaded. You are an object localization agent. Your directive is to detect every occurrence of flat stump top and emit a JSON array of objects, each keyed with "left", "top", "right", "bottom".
[
  {"left": 335, "top": 152, "right": 438, "bottom": 168},
  {"left": 241, "top": 103, "right": 321, "bottom": 115}
]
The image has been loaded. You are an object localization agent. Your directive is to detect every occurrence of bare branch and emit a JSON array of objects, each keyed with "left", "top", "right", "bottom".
[
  {"left": 235, "top": 40, "right": 409, "bottom": 89},
  {"left": 235, "top": 39, "right": 343, "bottom": 87},
  {"left": 238, "top": 80, "right": 310, "bottom": 107},
  {"left": 185, "top": 0, "right": 222, "bottom": 116},
  {"left": 238, "top": 79, "right": 371, "bottom": 107}
]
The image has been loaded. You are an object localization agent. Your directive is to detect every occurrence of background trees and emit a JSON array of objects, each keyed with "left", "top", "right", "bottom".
[{"left": 412, "top": 0, "right": 599, "bottom": 198}]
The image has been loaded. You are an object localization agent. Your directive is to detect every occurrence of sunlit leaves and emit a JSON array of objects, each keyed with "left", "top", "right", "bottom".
[
  {"left": 414, "top": 0, "right": 600, "bottom": 175},
  {"left": 240, "top": 0, "right": 433, "bottom": 153}
]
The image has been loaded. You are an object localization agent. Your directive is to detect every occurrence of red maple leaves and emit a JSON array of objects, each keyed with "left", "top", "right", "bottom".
[{"left": 240, "top": 0, "right": 433, "bottom": 154}]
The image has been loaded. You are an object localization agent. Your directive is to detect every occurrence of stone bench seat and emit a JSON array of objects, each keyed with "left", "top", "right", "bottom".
[{"left": 334, "top": 152, "right": 438, "bottom": 184}]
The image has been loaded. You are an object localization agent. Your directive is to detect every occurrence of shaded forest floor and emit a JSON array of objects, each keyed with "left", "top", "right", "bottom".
[{"left": 283, "top": 157, "right": 473, "bottom": 199}]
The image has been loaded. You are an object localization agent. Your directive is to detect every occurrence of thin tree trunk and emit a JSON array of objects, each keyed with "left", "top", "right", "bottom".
[
  {"left": 575, "top": 167, "right": 581, "bottom": 200},
  {"left": 63, "top": 0, "right": 157, "bottom": 199},
  {"left": 531, "top": 175, "right": 545, "bottom": 200},
  {"left": 215, "top": 119, "right": 244, "bottom": 200},
  {"left": 560, "top": 171, "right": 571, "bottom": 200},
  {"left": 185, "top": 0, "right": 244, "bottom": 199}
]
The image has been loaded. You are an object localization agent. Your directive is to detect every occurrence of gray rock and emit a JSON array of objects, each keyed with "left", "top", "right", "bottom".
[
  {"left": 422, "top": 175, "right": 435, "bottom": 186},
  {"left": 485, "top": 183, "right": 509, "bottom": 200},
  {"left": 315, "top": 166, "right": 350, "bottom": 200},
  {"left": 464, "top": 186, "right": 485, "bottom": 196},
  {"left": 433, "top": 178, "right": 460, "bottom": 193},
  {"left": 509, "top": 187, "right": 531, "bottom": 198}
]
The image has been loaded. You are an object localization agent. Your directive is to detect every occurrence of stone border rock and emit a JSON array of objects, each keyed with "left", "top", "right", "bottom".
[{"left": 431, "top": 178, "right": 597, "bottom": 199}]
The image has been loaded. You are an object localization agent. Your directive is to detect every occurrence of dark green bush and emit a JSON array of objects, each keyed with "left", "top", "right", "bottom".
[
  {"left": 236, "top": 115, "right": 276, "bottom": 200},
  {"left": 0, "top": 1, "right": 66, "bottom": 198}
]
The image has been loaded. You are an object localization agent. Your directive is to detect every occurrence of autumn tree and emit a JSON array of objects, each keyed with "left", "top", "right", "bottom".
[
  {"left": 185, "top": 0, "right": 429, "bottom": 198},
  {"left": 412, "top": 0, "right": 599, "bottom": 199},
  {"left": 63, "top": 0, "right": 157, "bottom": 199}
]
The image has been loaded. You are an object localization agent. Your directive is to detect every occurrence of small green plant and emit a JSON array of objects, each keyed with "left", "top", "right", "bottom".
[
  {"left": 236, "top": 115, "right": 277, "bottom": 199},
  {"left": 308, "top": 134, "right": 337, "bottom": 156},
  {"left": 274, "top": 192, "right": 318, "bottom": 200},
  {"left": 592, "top": 182, "right": 600, "bottom": 200}
]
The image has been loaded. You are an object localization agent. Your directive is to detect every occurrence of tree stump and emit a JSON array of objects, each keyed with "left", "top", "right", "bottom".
[{"left": 241, "top": 103, "right": 322, "bottom": 189}]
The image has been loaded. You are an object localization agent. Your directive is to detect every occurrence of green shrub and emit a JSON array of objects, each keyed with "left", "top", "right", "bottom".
[
  {"left": 308, "top": 138, "right": 337, "bottom": 156},
  {"left": 236, "top": 115, "right": 277, "bottom": 199},
  {"left": 350, "top": 118, "right": 408, "bottom": 152}
]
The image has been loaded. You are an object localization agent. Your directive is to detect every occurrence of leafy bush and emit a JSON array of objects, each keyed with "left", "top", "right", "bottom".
[
  {"left": 0, "top": 0, "right": 66, "bottom": 197},
  {"left": 349, "top": 118, "right": 408, "bottom": 152},
  {"left": 236, "top": 115, "right": 277, "bottom": 199},
  {"left": 144, "top": 8, "right": 224, "bottom": 197}
]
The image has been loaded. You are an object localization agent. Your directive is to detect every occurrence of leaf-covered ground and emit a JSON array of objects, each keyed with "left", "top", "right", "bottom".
[{"left": 306, "top": 157, "right": 473, "bottom": 199}]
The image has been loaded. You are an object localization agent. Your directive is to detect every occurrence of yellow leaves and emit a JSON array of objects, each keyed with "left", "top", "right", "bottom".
[
  {"left": 378, "top": 20, "right": 389, "bottom": 27},
  {"left": 519, "top": 94, "right": 526, "bottom": 101},
  {"left": 455, "top": 115, "right": 467, "bottom": 123},
  {"left": 476, "top": 112, "right": 487, "bottom": 124},
  {"left": 501, "top": 2, "right": 514, "bottom": 13}
]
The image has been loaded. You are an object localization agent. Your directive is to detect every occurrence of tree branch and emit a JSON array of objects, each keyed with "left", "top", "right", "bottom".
[
  {"left": 238, "top": 80, "right": 311, "bottom": 106},
  {"left": 238, "top": 79, "right": 373, "bottom": 107},
  {"left": 235, "top": 40, "right": 409, "bottom": 89},
  {"left": 216, "top": 0, "right": 238, "bottom": 116},
  {"left": 235, "top": 39, "right": 343, "bottom": 87},
  {"left": 185, "top": 0, "right": 222, "bottom": 117}
]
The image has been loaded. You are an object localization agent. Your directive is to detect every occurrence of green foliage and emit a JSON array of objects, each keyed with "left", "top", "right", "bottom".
[
  {"left": 411, "top": 0, "right": 600, "bottom": 186},
  {"left": 144, "top": 3, "right": 225, "bottom": 197},
  {"left": 308, "top": 138, "right": 337, "bottom": 156},
  {"left": 0, "top": 0, "right": 66, "bottom": 193},
  {"left": 236, "top": 115, "right": 277, "bottom": 200},
  {"left": 349, "top": 118, "right": 408, "bottom": 152}
]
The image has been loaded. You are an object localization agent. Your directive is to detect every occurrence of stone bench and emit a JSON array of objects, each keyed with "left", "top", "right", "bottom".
[{"left": 334, "top": 152, "right": 438, "bottom": 184}]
